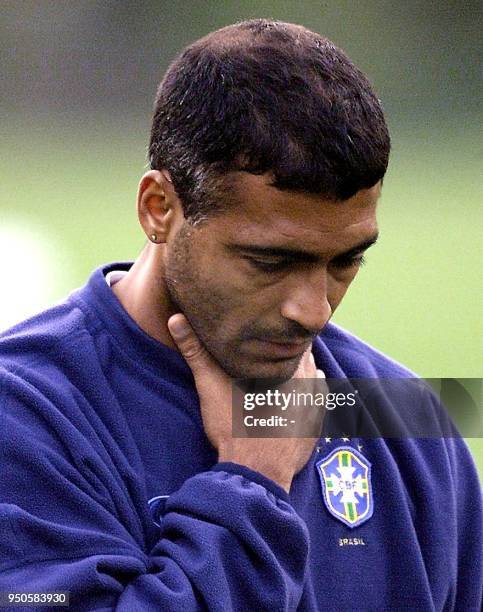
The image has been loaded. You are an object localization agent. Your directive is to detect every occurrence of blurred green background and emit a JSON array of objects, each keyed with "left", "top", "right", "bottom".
[{"left": 1, "top": 1, "right": 481, "bottom": 472}]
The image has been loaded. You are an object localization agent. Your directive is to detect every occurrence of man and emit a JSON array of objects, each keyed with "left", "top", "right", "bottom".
[{"left": 0, "top": 19, "right": 481, "bottom": 611}]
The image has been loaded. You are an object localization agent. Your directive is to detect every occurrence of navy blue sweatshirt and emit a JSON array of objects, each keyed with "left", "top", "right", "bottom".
[{"left": 0, "top": 263, "right": 481, "bottom": 611}]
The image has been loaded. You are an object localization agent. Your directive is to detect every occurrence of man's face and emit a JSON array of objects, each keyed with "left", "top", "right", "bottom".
[{"left": 165, "top": 173, "right": 380, "bottom": 380}]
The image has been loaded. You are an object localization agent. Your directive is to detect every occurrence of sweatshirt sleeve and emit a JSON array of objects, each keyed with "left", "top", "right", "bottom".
[
  {"left": 445, "top": 437, "right": 483, "bottom": 609},
  {"left": 0, "top": 370, "right": 310, "bottom": 612}
]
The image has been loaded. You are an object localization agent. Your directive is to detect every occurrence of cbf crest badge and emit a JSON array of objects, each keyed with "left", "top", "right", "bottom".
[{"left": 316, "top": 446, "right": 373, "bottom": 528}]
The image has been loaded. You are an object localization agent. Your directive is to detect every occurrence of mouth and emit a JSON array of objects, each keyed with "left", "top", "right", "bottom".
[{"left": 248, "top": 338, "right": 310, "bottom": 359}]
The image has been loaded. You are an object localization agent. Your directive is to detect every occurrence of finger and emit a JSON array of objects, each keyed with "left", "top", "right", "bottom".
[
  {"left": 167, "top": 314, "right": 213, "bottom": 374},
  {"left": 305, "top": 349, "right": 317, "bottom": 376},
  {"left": 293, "top": 348, "right": 317, "bottom": 378}
]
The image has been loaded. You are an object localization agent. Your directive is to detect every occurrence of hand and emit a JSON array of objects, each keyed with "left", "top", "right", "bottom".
[{"left": 168, "top": 314, "right": 322, "bottom": 493}]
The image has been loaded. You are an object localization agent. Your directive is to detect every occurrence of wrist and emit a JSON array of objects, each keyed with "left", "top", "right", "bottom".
[
  {"left": 213, "top": 462, "right": 293, "bottom": 499},
  {"left": 217, "top": 452, "right": 293, "bottom": 492}
]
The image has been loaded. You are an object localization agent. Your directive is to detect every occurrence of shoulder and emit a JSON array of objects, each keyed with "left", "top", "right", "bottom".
[
  {"left": 0, "top": 298, "right": 93, "bottom": 373},
  {"left": 0, "top": 296, "right": 92, "bottom": 425},
  {"left": 319, "top": 321, "right": 417, "bottom": 378},
  {"left": 0, "top": 280, "right": 105, "bottom": 429},
  {"left": 0, "top": 264, "right": 115, "bottom": 378},
  {"left": 0, "top": 286, "right": 129, "bottom": 485},
  {"left": 0, "top": 293, "right": 101, "bottom": 415}
]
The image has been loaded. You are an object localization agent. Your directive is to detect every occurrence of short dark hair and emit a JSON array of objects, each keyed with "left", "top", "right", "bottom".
[{"left": 149, "top": 19, "right": 390, "bottom": 220}]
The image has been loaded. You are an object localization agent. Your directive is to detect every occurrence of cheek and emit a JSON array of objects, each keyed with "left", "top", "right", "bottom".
[
  {"left": 199, "top": 260, "right": 272, "bottom": 314},
  {"left": 201, "top": 277, "right": 281, "bottom": 341},
  {"left": 171, "top": 261, "right": 249, "bottom": 329}
]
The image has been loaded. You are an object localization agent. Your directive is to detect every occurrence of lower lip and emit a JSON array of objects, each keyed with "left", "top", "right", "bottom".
[{"left": 250, "top": 339, "right": 307, "bottom": 359}]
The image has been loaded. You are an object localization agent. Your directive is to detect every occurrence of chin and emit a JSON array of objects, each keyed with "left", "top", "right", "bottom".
[
  {"left": 220, "top": 354, "right": 301, "bottom": 382},
  {"left": 199, "top": 335, "right": 302, "bottom": 381}
]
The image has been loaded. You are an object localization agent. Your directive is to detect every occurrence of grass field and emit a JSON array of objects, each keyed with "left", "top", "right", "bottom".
[{"left": 1, "top": 117, "right": 481, "bottom": 477}]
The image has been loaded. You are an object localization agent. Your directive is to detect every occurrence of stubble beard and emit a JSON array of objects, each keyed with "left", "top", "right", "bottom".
[{"left": 165, "top": 273, "right": 303, "bottom": 381}]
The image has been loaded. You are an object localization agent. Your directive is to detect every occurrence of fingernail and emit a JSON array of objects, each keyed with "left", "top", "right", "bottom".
[{"left": 168, "top": 315, "right": 189, "bottom": 339}]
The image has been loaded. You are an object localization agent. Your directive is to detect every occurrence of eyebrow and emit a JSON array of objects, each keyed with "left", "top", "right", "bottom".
[{"left": 226, "top": 233, "right": 379, "bottom": 262}]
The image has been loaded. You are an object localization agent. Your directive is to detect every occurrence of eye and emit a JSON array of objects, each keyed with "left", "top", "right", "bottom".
[
  {"left": 245, "top": 257, "right": 292, "bottom": 273},
  {"left": 331, "top": 255, "right": 366, "bottom": 270}
]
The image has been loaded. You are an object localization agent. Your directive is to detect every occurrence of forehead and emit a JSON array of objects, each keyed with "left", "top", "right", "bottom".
[{"left": 210, "top": 173, "right": 380, "bottom": 255}]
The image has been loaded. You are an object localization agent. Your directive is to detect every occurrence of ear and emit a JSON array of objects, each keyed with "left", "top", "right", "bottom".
[{"left": 137, "top": 170, "right": 183, "bottom": 244}]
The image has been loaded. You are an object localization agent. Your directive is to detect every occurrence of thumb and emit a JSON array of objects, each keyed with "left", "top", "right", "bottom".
[{"left": 168, "top": 314, "right": 211, "bottom": 372}]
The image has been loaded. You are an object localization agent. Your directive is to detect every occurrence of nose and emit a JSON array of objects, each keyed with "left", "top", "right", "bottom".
[{"left": 280, "top": 268, "right": 332, "bottom": 334}]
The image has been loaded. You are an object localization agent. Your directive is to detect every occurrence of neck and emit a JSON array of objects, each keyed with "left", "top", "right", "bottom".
[{"left": 111, "top": 244, "right": 178, "bottom": 350}]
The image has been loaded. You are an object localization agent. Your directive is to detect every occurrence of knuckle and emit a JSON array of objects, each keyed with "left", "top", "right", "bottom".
[{"left": 182, "top": 340, "right": 206, "bottom": 362}]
